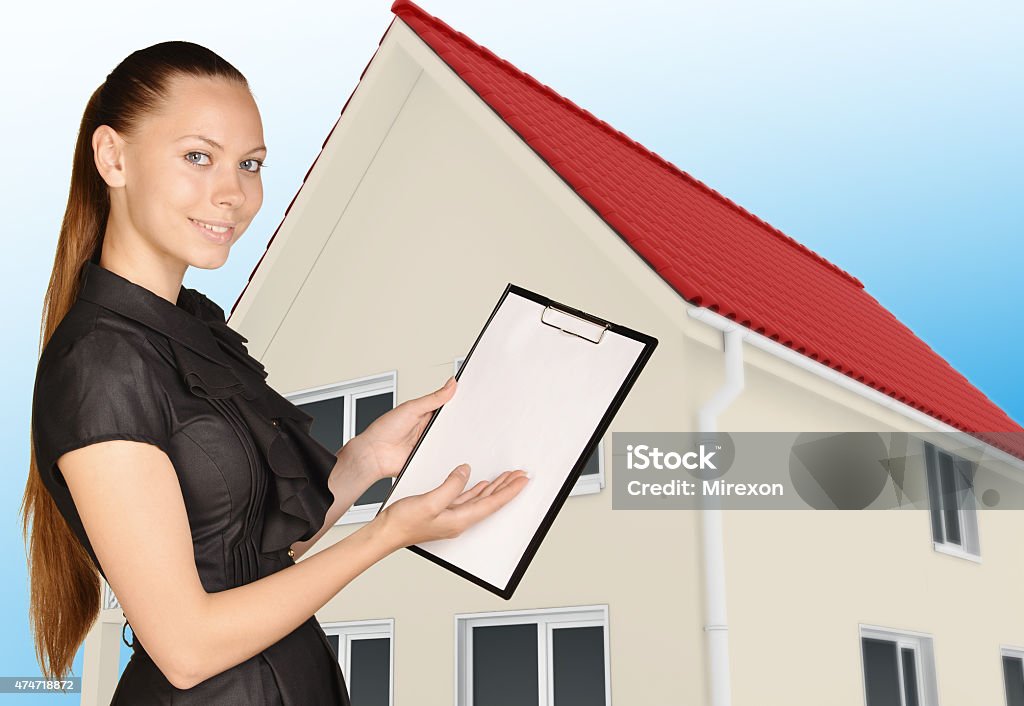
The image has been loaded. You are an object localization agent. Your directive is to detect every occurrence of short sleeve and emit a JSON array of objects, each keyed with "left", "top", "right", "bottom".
[{"left": 32, "top": 329, "right": 173, "bottom": 489}]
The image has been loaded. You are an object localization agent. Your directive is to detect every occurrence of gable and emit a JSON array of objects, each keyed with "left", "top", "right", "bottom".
[
  {"left": 230, "top": 0, "right": 1023, "bottom": 463},
  {"left": 385, "top": 0, "right": 1024, "bottom": 462}
]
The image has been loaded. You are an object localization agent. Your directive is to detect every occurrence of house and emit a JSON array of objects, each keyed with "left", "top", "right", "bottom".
[{"left": 83, "top": 1, "right": 1024, "bottom": 704}]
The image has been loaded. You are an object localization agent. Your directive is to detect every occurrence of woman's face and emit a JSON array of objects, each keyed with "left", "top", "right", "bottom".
[{"left": 101, "top": 73, "right": 266, "bottom": 270}]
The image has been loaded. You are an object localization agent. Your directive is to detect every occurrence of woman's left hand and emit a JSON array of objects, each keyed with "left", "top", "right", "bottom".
[{"left": 337, "top": 376, "right": 458, "bottom": 488}]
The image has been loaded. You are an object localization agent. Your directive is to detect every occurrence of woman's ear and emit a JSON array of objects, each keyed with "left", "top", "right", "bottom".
[{"left": 92, "top": 124, "right": 127, "bottom": 188}]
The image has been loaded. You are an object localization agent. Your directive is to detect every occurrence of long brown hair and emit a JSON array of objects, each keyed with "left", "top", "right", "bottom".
[{"left": 20, "top": 41, "right": 249, "bottom": 681}]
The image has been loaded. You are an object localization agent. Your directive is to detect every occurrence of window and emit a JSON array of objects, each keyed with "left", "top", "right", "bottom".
[
  {"left": 454, "top": 356, "right": 605, "bottom": 496},
  {"left": 455, "top": 605, "right": 609, "bottom": 706},
  {"left": 287, "top": 372, "right": 396, "bottom": 524},
  {"left": 321, "top": 619, "right": 394, "bottom": 706},
  {"left": 924, "top": 442, "right": 981, "bottom": 560},
  {"left": 1004, "top": 647, "right": 1024, "bottom": 706},
  {"left": 860, "top": 626, "right": 938, "bottom": 706}
]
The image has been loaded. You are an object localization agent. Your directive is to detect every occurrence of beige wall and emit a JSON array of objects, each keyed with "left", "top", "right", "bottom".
[
  {"left": 716, "top": 348, "right": 1024, "bottom": 705},
  {"left": 227, "top": 19, "right": 1024, "bottom": 706}
]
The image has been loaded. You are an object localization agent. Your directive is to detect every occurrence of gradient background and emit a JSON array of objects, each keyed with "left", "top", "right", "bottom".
[{"left": 2, "top": 0, "right": 1021, "bottom": 701}]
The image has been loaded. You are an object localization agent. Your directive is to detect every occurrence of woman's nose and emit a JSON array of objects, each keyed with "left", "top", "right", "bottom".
[{"left": 211, "top": 168, "right": 246, "bottom": 209}]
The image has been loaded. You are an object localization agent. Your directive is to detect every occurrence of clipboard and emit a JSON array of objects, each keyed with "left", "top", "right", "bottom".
[{"left": 376, "top": 283, "right": 658, "bottom": 599}]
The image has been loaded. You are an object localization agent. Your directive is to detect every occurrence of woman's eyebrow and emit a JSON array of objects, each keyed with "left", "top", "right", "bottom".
[{"left": 177, "top": 134, "right": 267, "bottom": 155}]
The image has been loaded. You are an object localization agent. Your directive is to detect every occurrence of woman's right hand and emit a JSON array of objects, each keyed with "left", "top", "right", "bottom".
[{"left": 374, "top": 464, "right": 530, "bottom": 549}]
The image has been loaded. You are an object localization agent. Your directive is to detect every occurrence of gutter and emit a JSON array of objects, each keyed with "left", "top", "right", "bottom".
[
  {"left": 687, "top": 307, "right": 1024, "bottom": 473},
  {"left": 686, "top": 303, "right": 1024, "bottom": 706}
]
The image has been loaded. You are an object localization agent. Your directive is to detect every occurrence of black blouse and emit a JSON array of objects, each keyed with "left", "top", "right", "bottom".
[{"left": 31, "top": 256, "right": 351, "bottom": 705}]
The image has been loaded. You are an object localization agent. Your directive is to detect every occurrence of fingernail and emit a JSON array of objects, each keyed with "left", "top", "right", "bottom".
[{"left": 445, "top": 377, "right": 455, "bottom": 388}]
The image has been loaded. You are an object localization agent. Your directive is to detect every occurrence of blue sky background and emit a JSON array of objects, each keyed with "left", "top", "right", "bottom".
[{"left": 1, "top": 0, "right": 1021, "bottom": 701}]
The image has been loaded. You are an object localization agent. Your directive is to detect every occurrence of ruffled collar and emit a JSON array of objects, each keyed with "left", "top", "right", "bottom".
[{"left": 76, "top": 259, "right": 337, "bottom": 555}]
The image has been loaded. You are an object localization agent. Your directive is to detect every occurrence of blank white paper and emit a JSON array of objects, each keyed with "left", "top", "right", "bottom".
[{"left": 379, "top": 290, "right": 647, "bottom": 591}]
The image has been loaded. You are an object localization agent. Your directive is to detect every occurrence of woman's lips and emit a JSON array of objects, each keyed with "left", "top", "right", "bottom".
[{"left": 189, "top": 217, "right": 234, "bottom": 244}]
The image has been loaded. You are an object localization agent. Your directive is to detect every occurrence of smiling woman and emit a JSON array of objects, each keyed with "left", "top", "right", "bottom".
[
  {"left": 19, "top": 41, "right": 356, "bottom": 705},
  {"left": 85, "top": 69, "right": 268, "bottom": 273},
  {"left": 21, "top": 41, "right": 529, "bottom": 705},
  {"left": 181, "top": 130, "right": 268, "bottom": 244},
  {"left": 24, "top": 38, "right": 528, "bottom": 704}
]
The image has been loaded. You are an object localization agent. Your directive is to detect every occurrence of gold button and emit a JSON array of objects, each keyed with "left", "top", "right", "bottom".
[{"left": 287, "top": 548, "right": 295, "bottom": 558}]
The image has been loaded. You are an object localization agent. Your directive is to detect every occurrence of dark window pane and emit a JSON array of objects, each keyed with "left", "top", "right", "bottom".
[
  {"left": 581, "top": 445, "right": 599, "bottom": 476},
  {"left": 352, "top": 392, "right": 394, "bottom": 506},
  {"left": 925, "top": 445, "right": 944, "bottom": 542},
  {"left": 862, "top": 637, "right": 901, "bottom": 706},
  {"left": 1005, "top": 656, "right": 1024, "bottom": 706},
  {"left": 954, "top": 457, "right": 975, "bottom": 492},
  {"left": 350, "top": 637, "right": 390, "bottom": 706},
  {"left": 299, "top": 397, "right": 345, "bottom": 456},
  {"left": 355, "top": 477, "right": 395, "bottom": 506},
  {"left": 553, "top": 626, "right": 605, "bottom": 706},
  {"left": 473, "top": 623, "right": 539, "bottom": 706},
  {"left": 938, "top": 452, "right": 962, "bottom": 545},
  {"left": 900, "top": 647, "right": 919, "bottom": 706},
  {"left": 326, "top": 633, "right": 340, "bottom": 660},
  {"left": 356, "top": 392, "right": 392, "bottom": 435}
]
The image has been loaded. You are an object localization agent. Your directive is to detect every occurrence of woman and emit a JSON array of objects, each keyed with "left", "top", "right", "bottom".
[{"left": 21, "top": 41, "right": 529, "bottom": 704}]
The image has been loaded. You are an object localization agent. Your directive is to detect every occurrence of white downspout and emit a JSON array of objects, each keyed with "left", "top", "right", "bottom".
[
  {"left": 686, "top": 301, "right": 1024, "bottom": 706},
  {"left": 692, "top": 315, "right": 747, "bottom": 706}
]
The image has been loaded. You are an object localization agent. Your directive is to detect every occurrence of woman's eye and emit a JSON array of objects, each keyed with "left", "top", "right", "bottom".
[
  {"left": 185, "top": 151, "right": 211, "bottom": 167},
  {"left": 240, "top": 158, "right": 264, "bottom": 173}
]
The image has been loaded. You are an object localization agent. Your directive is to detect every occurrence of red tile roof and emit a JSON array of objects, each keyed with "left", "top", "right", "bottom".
[{"left": 234, "top": 1, "right": 1024, "bottom": 462}]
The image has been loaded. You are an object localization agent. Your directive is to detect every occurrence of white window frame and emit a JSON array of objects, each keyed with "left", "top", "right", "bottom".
[
  {"left": 454, "top": 356, "right": 605, "bottom": 497},
  {"left": 1003, "top": 646, "right": 1024, "bottom": 706},
  {"left": 286, "top": 371, "right": 397, "bottom": 525},
  {"left": 454, "top": 604, "right": 611, "bottom": 706},
  {"left": 859, "top": 624, "right": 939, "bottom": 706},
  {"left": 924, "top": 442, "right": 982, "bottom": 562},
  {"left": 320, "top": 618, "right": 395, "bottom": 706}
]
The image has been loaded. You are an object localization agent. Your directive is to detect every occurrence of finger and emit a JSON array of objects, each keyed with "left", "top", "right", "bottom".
[
  {"left": 490, "top": 470, "right": 529, "bottom": 493},
  {"left": 429, "top": 376, "right": 457, "bottom": 405},
  {"left": 464, "top": 473, "right": 528, "bottom": 511},
  {"left": 403, "top": 378, "right": 457, "bottom": 418},
  {"left": 428, "top": 464, "right": 472, "bottom": 507},
  {"left": 452, "top": 474, "right": 530, "bottom": 524},
  {"left": 477, "top": 470, "right": 521, "bottom": 499},
  {"left": 485, "top": 474, "right": 530, "bottom": 505},
  {"left": 450, "top": 480, "right": 488, "bottom": 506},
  {"left": 436, "top": 378, "right": 457, "bottom": 403}
]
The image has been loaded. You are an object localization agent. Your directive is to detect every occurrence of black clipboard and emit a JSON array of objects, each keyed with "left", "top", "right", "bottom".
[{"left": 376, "top": 283, "right": 658, "bottom": 599}]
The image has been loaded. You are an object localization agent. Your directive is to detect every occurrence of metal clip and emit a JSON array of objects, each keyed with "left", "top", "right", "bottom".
[{"left": 540, "top": 305, "right": 610, "bottom": 344}]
